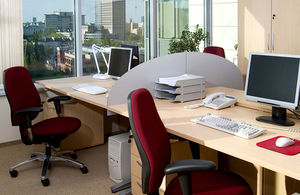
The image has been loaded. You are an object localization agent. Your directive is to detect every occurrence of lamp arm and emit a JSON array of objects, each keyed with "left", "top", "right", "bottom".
[{"left": 92, "top": 44, "right": 110, "bottom": 73}]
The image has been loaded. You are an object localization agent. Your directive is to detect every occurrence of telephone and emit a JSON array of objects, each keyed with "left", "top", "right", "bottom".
[
  {"left": 203, "top": 92, "right": 237, "bottom": 110},
  {"left": 184, "top": 92, "right": 237, "bottom": 110}
]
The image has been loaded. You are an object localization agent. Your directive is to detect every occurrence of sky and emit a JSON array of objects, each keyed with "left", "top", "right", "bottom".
[{"left": 23, "top": 0, "right": 144, "bottom": 23}]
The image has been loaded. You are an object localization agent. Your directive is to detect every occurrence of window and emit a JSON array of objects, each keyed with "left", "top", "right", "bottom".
[
  {"left": 22, "top": 0, "right": 145, "bottom": 81},
  {"left": 20, "top": 0, "right": 237, "bottom": 82},
  {"left": 156, "top": 0, "right": 238, "bottom": 64},
  {"left": 81, "top": 0, "right": 145, "bottom": 76},
  {"left": 212, "top": 0, "right": 238, "bottom": 64},
  {"left": 157, "top": 0, "right": 197, "bottom": 57},
  {"left": 23, "top": 0, "right": 75, "bottom": 81}
]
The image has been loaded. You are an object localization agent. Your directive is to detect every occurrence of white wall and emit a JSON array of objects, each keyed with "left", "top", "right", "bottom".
[{"left": 0, "top": 85, "right": 56, "bottom": 144}]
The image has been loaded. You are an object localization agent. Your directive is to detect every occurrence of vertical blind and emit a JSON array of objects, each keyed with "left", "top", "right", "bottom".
[{"left": 0, "top": 0, "right": 23, "bottom": 84}]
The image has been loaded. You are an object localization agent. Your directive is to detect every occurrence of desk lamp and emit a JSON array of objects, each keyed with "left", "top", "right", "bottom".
[{"left": 92, "top": 44, "right": 111, "bottom": 79}]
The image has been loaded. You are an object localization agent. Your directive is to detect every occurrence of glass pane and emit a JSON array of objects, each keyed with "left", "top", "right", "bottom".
[
  {"left": 212, "top": 0, "right": 238, "bottom": 64},
  {"left": 23, "top": 0, "right": 75, "bottom": 81},
  {"left": 82, "top": 0, "right": 145, "bottom": 76},
  {"left": 158, "top": 0, "right": 204, "bottom": 57}
]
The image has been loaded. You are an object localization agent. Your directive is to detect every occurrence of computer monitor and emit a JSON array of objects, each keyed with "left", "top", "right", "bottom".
[
  {"left": 107, "top": 47, "right": 132, "bottom": 80},
  {"left": 121, "top": 44, "right": 139, "bottom": 69},
  {"left": 244, "top": 52, "right": 300, "bottom": 126}
]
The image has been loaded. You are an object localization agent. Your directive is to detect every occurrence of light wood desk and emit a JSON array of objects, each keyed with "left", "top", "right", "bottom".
[
  {"left": 37, "top": 76, "right": 300, "bottom": 195},
  {"left": 36, "top": 76, "right": 116, "bottom": 108}
]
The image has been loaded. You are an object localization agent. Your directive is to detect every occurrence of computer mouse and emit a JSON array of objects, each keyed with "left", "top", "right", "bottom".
[{"left": 275, "top": 137, "right": 295, "bottom": 147}]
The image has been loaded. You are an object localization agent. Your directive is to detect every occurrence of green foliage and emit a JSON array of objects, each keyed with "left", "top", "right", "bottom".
[
  {"left": 44, "top": 28, "right": 56, "bottom": 36},
  {"left": 50, "top": 33, "right": 65, "bottom": 37},
  {"left": 126, "top": 32, "right": 140, "bottom": 43},
  {"left": 84, "top": 39, "right": 102, "bottom": 44},
  {"left": 84, "top": 36, "right": 122, "bottom": 47},
  {"left": 168, "top": 24, "right": 209, "bottom": 54},
  {"left": 234, "top": 44, "right": 238, "bottom": 50},
  {"left": 103, "top": 36, "right": 111, "bottom": 46}
]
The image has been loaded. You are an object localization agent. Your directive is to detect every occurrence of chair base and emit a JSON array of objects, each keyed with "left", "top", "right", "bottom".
[{"left": 9, "top": 143, "right": 88, "bottom": 186}]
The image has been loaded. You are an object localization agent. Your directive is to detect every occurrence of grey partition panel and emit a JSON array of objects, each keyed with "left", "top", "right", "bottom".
[
  {"left": 107, "top": 52, "right": 187, "bottom": 106},
  {"left": 107, "top": 52, "right": 244, "bottom": 106},
  {"left": 186, "top": 52, "right": 244, "bottom": 90}
]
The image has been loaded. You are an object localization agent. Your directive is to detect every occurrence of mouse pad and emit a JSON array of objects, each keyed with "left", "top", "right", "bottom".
[{"left": 256, "top": 136, "right": 300, "bottom": 155}]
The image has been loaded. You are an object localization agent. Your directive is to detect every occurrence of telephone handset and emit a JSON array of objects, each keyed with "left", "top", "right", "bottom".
[
  {"left": 184, "top": 92, "right": 237, "bottom": 109},
  {"left": 203, "top": 92, "right": 237, "bottom": 110}
]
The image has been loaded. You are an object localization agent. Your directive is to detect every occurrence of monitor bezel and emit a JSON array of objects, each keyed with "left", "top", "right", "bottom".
[
  {"left": 121, "top": 43, "right": 139, "bottom": 69},
  {"left": 244, "top": 52, "right": 300, "bottom": 110},
  {"left": 107, "top": 47, "right": 133, "bottom": 80}
]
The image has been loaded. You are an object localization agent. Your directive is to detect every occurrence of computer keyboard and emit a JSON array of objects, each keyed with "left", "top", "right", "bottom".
[
  {"left": 72, "top": 84, "right": 107, "bottom": 95},
  {"left": 191, "top": 113, "right": 266, "bottom": 139}
]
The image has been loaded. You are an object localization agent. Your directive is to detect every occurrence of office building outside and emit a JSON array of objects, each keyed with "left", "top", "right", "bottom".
[
  {"left": 95, "top": 0, "right": 126, "bottom": 40},
  {"left": 45, "top": 11, "right": 85, "bottom": 31}
]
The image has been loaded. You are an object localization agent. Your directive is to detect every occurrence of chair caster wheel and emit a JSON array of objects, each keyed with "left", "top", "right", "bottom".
[
  {"left": 70, "top": 153, "right": 77, "bottom": 159},
  {"left": 10, "top": 170, "right": 18, "bottom": 178},
  {"left": 41, "top": 178, "right": 50, "bottom": 186},
  {"left": 80, "top": 166, "right": 88, "bottom": 174}
]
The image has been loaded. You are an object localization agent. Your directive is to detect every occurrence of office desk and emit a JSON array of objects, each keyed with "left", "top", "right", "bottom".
[
  {"left": 36, "top": 76, "right": 116, "bottom": 108},
  {"left": 109, "top": 87, "right": 300, "bottom": 195},
  {"left": 37, "top": 75, "right": 300, "bottom": 194},
  {"left": 36, "top": 76, "right": 118, "bottom": 150}
]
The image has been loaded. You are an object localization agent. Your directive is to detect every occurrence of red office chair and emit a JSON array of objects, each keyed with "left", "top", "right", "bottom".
[
  {"left": 203, "top": 46, "right": 226, "bottom": 58},
  {"left": 3, "top": 66, "right": 88, "bottom": 187},
  {"left": 127, "top": 88, "right": 253, "bottom": 195}
]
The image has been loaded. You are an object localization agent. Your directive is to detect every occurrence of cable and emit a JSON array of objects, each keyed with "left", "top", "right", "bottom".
[
  {"left": 254, "top": 123, "right": 300, "bottom": 132},
  {"left": 288, "top": 109, "right": 300, "bottom": 120}
]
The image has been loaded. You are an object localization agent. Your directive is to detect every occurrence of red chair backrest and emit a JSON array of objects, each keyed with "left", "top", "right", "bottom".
[
  {"left": 203, "top": 46, "right": 225, "bottom": 58},
  {"left": 3, "top": 66, "right": 41, "bottom": 126},
  {"left": 128, "top": 88, "right": 171, "bottom": 194}
]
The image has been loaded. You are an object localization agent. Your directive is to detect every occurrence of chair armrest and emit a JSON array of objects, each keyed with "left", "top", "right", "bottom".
[
  {"left": 47, "top": 96, "right": 71, "bottom": 115},
  {"left": 165, "top": 159, "right": 216, "bottom": 195},
  {"left": 16, "top": 107, "right": 43, "bottom": 115},
  {"left": 165, "top": 159, "right": 216, "bottom": 175},
  {"left": 48, "top": 96, "right": 71, "bottom": 102},
  {"left": 16, "top": 107, "right": 43, "bottom": 144}
]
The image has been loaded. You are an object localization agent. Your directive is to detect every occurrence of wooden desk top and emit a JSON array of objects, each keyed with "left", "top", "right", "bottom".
[
  {"left": 110, "top": 87, "right": 300, "bottom": 181},
  {"left": 37, "top": 76, "right": 300, "bottom": 181},
  {"left": 36, "top": 76, "right": 116, "bottom": 109}
]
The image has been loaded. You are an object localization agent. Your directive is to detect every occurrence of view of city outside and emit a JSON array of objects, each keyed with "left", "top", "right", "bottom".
[{"left": 23, "top": 0, "right": 144, "bottom": 81}]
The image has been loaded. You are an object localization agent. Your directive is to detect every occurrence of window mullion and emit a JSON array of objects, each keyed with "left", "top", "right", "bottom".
[
  {"left": 204, "top": 0, "right": 212, "bottom": 47},
  {"left": 74, "top": 0, "right": 83, "bottom": 76}
]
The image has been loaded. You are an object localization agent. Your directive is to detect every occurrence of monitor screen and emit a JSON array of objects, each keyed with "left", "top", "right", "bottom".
[
  {"left": 121, "top": 44, "right": 139, "bottom": 69},
  {"left": 244, "top": 52, "right": 300, "bottom": 126},
  {"left": 107, "top": 47, "right": 132, "bottom": 79}
]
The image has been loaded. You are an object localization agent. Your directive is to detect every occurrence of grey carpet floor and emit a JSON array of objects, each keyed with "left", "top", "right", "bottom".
[{"left": 0, "top": 141, "right": 117, "bottom": 194}]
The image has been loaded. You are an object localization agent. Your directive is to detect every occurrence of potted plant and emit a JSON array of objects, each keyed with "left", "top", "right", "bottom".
[{"left": 168, "top": 24, "right": 209, "bottom": 54}]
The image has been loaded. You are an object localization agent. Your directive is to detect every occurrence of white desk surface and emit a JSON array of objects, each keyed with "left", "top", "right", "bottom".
[{"left": 37, "top": 77, "right": 300, "bottom": 183}]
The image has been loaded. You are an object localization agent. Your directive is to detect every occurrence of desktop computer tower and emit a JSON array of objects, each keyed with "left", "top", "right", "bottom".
[{"left": 108, "top": 132, "right": 131, "bottom": 183}]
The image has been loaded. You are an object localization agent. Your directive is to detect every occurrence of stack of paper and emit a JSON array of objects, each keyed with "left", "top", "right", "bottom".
[{"left": 155, "top": 74, "right": 205, "bottom": 102}]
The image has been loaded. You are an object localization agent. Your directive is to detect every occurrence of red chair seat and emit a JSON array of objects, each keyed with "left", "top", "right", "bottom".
[
  {"left": 23, "top": 117, "right": 81, "bottom": 137},
  {"left": 165, "top": 170, "right": 252, "bottom": 195}
]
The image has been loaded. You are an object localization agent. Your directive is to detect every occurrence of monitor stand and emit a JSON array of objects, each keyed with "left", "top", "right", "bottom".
[{"left": 256, "top": 106, "right": 295, "bottom": 126}]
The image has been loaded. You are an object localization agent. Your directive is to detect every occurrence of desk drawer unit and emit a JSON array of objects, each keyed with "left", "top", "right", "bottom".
[
  {"left": 129, "top": 134, "right": 193, "bottom": 195},
  {"left": 43, "top": 98, "right": 105, "bottom": 150}
]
